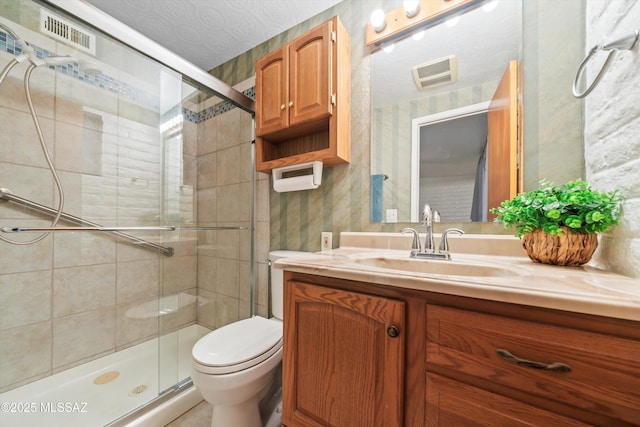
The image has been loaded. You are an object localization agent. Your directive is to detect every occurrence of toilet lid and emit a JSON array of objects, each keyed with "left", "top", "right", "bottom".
[{"left": 192, "top": 317, "right": 282, "bottom": 372}]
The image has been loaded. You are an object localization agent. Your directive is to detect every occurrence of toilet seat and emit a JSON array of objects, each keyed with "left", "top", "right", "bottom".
[{"left": 192, "top": 316, "right": 282, "bottom": 375}]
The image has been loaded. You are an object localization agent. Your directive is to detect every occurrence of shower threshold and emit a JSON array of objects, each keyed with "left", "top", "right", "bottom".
[{"left": 0, "top": 324, "right": 209, "bottom": 427}]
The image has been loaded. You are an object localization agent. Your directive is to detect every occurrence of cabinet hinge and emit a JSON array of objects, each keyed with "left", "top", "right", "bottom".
[
  {"left": 331, "top": 93, "right": 336, "bottom": 105},
  {"left": 331, "top": 31, "right": 336, "bottom": 43}
]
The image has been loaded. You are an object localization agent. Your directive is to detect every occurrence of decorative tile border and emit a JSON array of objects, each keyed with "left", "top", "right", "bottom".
[
  {"left": 182, "top": 86, "right": 254, "bottom": 123},
  {"left": 1, "top": 30, "right": 158, "bottom": 109}
]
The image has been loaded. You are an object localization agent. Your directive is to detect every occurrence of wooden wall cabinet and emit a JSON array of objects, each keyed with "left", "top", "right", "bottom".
[
  {"left": 255, "top": 16, "right": 350, "bottom": 173},
  {"left": 282, "top": 272, "right": 640, "bottom": 427}
]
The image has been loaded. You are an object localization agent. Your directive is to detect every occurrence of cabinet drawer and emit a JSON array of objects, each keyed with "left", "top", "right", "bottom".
[
  {"left": 426, "top": 373, "right": 589, "bottom": 427},
  {"left": 426, "top": 305, "right": 640, "bottom": 425}
]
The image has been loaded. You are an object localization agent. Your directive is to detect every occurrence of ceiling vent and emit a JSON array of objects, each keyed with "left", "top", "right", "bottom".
[
  {"left": 40, "top": 9, "right": 96, "bottom": 55},
  {"left": 412, "top": 55, "right": 458, "bottom": 90}
]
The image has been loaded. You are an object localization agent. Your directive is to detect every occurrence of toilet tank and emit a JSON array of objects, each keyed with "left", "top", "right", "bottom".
[{"left": 268, "top": 250, "right": 311, "bottom": 320}]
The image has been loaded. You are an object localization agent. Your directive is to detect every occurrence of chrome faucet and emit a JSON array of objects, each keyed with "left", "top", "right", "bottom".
[
  {"left": 422, "top": 204, "right": 435, "bottom": 253},
  {"left": 401, "top": 204, "right": 465, "bottom": 260}
]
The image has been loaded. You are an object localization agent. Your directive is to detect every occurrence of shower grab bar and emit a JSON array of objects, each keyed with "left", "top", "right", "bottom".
[
  {"left": 178, "top": 226, "right": 249, "bottom": 231},
  {"left": 4, "top": 225, "right": 248, "bottom": 232},
  {"left": 572, "top": 29, "right": 639, "bottom": 98},
  {"left": 3, "top": 226, "right": 176, "bottom": 232},
  {"left": 0, "top": 188, "right": 175, "bottom": 257}
]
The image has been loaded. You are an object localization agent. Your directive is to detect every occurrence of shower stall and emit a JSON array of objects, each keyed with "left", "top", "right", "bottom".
[{"left": 0, "top": 0, "right": 258, "bottom": 425}]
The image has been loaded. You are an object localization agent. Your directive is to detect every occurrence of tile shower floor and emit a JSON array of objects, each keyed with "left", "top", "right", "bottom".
[{"left": 0, "top": 324, "right": 209, "bottom": 427}]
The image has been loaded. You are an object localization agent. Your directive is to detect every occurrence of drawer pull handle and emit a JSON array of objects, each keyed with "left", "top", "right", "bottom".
[{"left": 496, "top": 349, "right": 572, "bottom": 372}]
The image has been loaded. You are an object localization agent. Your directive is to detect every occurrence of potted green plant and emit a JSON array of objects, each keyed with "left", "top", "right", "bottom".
[{"left": 491, "top": 179, "right": 622, "bottom": 266}]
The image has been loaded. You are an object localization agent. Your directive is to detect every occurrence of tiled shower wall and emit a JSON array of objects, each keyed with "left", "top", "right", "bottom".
[
  {"left": 0, "top": 20, "right": 199, "bottom": 392},
  {"left": 188, "top": 95, "right": 262, "bottom": 325}
]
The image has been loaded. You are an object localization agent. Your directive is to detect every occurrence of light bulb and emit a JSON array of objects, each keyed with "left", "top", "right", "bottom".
[
  {"left": 403, "top": 0, "right": 420, "bottom": 18},
  {"left": 382, "top": 43, "right": 395, "bottom": 53},
  {"left": 412, "top": 30, "right": 425, "bottom": 41},
  {"left": 482, "top": 0, "right": 499, "bottom": 12},
  {"left": 370, "top": 9, "right": 386, "bottom": 32}
]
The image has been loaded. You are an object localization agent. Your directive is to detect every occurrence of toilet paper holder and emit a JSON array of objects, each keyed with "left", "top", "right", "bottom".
[{"left": 272, "top": 161, "right": 323, "bottom": 192}]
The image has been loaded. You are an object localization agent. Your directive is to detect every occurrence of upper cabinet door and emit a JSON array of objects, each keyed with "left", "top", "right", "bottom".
[
  {"left": 254, "top": 16, "right": 350, "bottom": 173},
  {"left": 289, "top": 20, "right": 332, "bottom": 128},
  {"left": 255, "top": 45, "right": 289, "bottom": 136}
]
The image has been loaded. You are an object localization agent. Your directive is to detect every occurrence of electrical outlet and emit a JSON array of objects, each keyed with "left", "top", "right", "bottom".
[
  {"left": 386, "top": 209, "right": 398, "bottom": 223},
  {"left": 321, "top": 232, "right": 332, "bottom": 251}
]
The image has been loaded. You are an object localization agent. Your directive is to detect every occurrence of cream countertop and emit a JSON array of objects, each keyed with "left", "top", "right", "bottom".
[{"left": 274, "top": 232, "right": 640, "bottom": 322}]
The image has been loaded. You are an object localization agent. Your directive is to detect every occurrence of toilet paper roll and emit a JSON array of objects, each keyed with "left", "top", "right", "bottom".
[{"left": 273, "top": 175, "right": 319, "bottom": 192}]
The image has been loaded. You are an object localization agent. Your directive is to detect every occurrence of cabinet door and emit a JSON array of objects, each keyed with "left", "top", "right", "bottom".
[
  {"left": 426, "top": 374, "right": 590, "bottom": 427},
  {"left": 255, "top": 45, "right": 289, "bottom": 136},
  {"left": 289, "top": 20, "right": 332, "bottom": 128},
  {"left": 283, "top": 280, "right": 405, "bottom": 427}
]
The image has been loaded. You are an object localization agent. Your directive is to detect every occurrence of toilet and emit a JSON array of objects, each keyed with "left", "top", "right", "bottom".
[{"left": 191, "top": 250, "right": 310, "bottom": 427}]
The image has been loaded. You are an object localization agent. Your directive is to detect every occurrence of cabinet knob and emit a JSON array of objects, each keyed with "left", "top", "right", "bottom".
[
  {"left": 288, "top": 101, "right": 294, "bottom": 107},
  {"left": 386, "top": 325, "right": 400, "bottom": 338},
  {"left": 280, "top": 104, "right": 285, "bottom": 110}
]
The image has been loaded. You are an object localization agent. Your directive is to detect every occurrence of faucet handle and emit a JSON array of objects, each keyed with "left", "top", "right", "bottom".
[
  {"left": 439, "top": 228, "right": 464, "bottom": 253},
  {"left": 401, "top": 228, "right": 422, "bottom": 255},
  {"left": 433, "top": 210, "right": 441, "bottom": 223}
]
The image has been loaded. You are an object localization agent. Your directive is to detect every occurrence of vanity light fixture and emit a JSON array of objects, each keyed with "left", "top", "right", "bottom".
[
  {"left": 403, "top": 0, "right": 420, "bottom": 18},
  {"left": 370, "top": 9, "right": 386, "bottom": 33},
  {"left": 365, "top": 0, "right": 483, "bottom": 51}
]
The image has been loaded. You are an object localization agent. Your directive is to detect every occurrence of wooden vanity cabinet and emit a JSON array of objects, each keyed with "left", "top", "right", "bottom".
[
  {"left": 426, "top": 374, "right": 591, "bottom": 427},
  {"left": 255, "top": 16, "right": 350, "bottom": 173},
  {"left": 283, "top": 279, "right": 406, "bottom": 427},
  {"left": 426, "top": 304, "right": 640, "bottom": 426},
  {"left": 282, "top": 271, "right": 640, "bottom": 427}
]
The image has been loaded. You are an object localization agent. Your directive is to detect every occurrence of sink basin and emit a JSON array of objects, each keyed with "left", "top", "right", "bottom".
[{"left": 349, "top": 255, "right": 521, "bottom": 277}]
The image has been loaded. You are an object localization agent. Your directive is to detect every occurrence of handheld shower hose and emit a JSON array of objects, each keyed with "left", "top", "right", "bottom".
[{"left": 0, "top": 23, "right": 66, "bottom": 245}]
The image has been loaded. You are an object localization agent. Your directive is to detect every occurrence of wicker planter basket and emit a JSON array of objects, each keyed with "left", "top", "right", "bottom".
[{"left": 521, "top": 227, "right": 598, "bottom": 266}]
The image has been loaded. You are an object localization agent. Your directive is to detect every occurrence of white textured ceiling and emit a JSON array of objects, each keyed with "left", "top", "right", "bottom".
[{"left": 83, "top": 0, "right": 343, "bottom": 71}]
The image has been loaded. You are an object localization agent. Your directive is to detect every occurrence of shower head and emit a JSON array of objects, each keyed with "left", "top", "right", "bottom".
[
  {"left": 602, "top": 29, "right": 639, "bottom": 51},
  {"left": 78, "top": 58, "right": 102, "bottom": 76}
]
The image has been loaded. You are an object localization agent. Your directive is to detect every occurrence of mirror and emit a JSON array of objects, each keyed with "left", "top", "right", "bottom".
[{"left": 370, "top": 0, "right": 585, "bottom": 224}]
